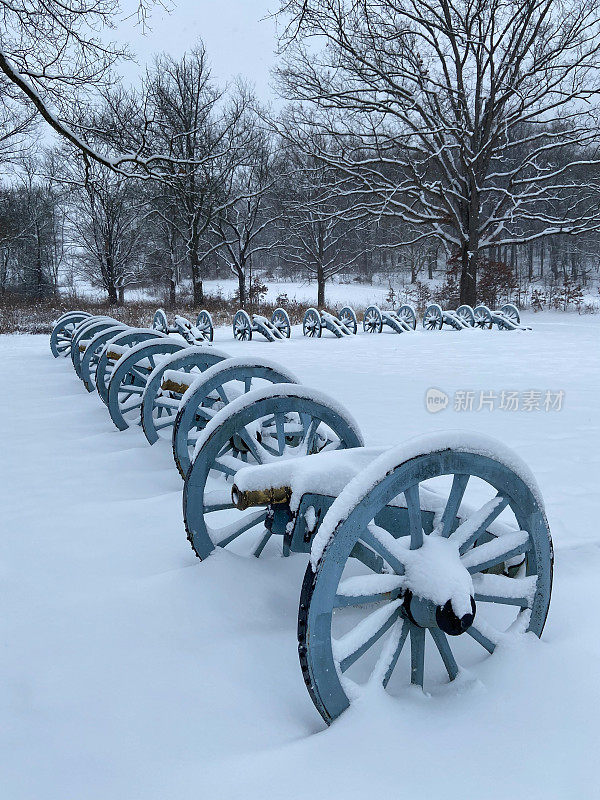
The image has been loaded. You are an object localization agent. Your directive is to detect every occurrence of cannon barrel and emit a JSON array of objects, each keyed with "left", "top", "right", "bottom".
[{"left": 231, "top": 484, "right": 291, "bottom": 511}]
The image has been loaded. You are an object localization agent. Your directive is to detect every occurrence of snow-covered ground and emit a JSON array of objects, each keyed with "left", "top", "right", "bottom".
[{"left": 1, "top": 312, "right": 599, "bottom": 799}]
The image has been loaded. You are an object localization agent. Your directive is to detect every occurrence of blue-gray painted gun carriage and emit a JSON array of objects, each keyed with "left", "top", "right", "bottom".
[
  {"left": 183, "top": 384, "right": 553, "bottom": 725},
  {"left": 233, "top": 308, "right": 291, "bottom": 341},
  {"left": 303, "top": 306, "right": 357, "bottom": 337},
  {"left": 423, "top": 303, "right": 530, "bottom": 331},
  {"left": 152, "top": 307, "right": 214, "bottom": 343},
  {"left": 363, "top": 304, "right": 417, "bottom": 333},
  {"left": 50, "top": 309, "right": 551, "bottom": 727}
]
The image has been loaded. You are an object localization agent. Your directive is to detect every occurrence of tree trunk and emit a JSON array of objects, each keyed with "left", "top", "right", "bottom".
[
  {"left": 459, "top": 245, "right": 477, "bottom": 306},
  {"left": 237, "top": 270, "right": 246, "bottom": 307},
  {"left": 539, "top": 241, "right": 544, "bottom": 277},
  {"left": 118, "top": 286, "right": 124, "bottom": 305},
  {"left": 528, "top": 242, "right": 534, "bottom": 281},
  {"left": 169, "top": 276, "right": 176, "bottom": 307},
  {"left": 317, "top": 265, "right": 325, "bottom": 307},
  {"left": 107, "top": 282, "right": 118, "bottom": 304}
]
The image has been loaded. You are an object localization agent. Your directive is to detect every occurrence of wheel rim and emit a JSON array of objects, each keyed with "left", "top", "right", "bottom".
[
  {"left": 398, "top": 305, "right": 416, "bottom": 329},
  {"left": 423, "top": 305, "right": 442, "bottom": 330},
  {"left": 50, "top": 313, "right": 91, "bottom": 357},
  {"left": 456, "top": 305, "right": 475, "bottom": 327},
  {"left": 340, "top": 307, "right": 357, "bottom": 334},
  {"left": 272, "top": 309, "right": 291, "bottom": 338},
  {"left": 140, "top": 346, "right": 230, "bottom": 445},
  {"left": 80, "top": 324, "right": 126, "bottom": 391},
  {"left": 303, "top": 310, "right": 321, "bottom": 337},
  {"left": 183, "top": 387, "right": 363, "bottom": 560},
  {"left": 197, "top": 311, "right": 214, "bottom": 342},
  {"left": 474, "top": 306, "right": 493, "bottom": 329},
  {"left": 234, "top": 311, "right": 252, "bottom": 341},
  {"left": 107, "top": 340, "right": 185, "bottom": 430},
  {"left": 172, "top": 359, "right": 300, "bottom": 478},
  {"left": 301, "top": 448, "right": 552, "bottom": 724},
  {"left": 363, "top": 307, "right": 382, "bottom": 333}
]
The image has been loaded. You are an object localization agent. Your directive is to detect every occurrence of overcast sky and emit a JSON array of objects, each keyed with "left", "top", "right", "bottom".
[{"left": 114, "top": 1, "right": 280, "bottom": 98}]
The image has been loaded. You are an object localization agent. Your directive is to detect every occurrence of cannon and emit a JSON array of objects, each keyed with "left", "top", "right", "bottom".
[
  {"left": 232, "top": 308, "right": 291, "bottom": 341},
  {"left": 183, "top": 385, "right": 553, "bottom": 724},
  {"left": 50, "top": 311, "right": 92, "bottom": 357},
  {"left": 152, "top": 308, "right": 214, "bottom": 343},
  {"left": 473, "top": 303, "right": 531, "bottom": 331},
  {"left": 422, "top": 303, "right": 474, "bottom": 331},
  {"left": 363, "top": 304, "right": 417, "bottom": 334},
  {"left": 302, "top": 306, "right": 357, "bottom": 338}
]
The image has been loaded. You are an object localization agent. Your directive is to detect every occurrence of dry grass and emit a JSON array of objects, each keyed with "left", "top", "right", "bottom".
[{"left": 0, "top": 292, "right": 348, "bottom": 335}]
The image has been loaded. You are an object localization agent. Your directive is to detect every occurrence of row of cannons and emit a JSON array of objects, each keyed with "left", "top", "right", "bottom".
[
  {"left": 50, "top": 309, "right": 552, "bottom": 724},
  {"left": 233, "top": 302, "right": 529, "bottom": 343}
]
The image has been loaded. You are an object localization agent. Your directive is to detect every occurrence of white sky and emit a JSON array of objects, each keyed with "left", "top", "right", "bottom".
[{"left": 114, "top": 1, "right": 280, "bottom": 98}]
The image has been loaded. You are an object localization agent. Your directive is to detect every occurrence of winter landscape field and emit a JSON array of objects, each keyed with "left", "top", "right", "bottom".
[{"left": 2, "top": 311, "right": 598, "bottom": 800}]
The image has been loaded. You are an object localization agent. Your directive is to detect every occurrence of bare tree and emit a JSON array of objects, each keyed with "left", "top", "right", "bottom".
[
  {"left": 144, "top": 49, "right": 258, "bottom": 303},
  {"left": 212, "top": 133, "right": 282, "bottom": 306},
  {"left": 277, "top": 145, "right": 366, "bottom": 305},
  {"left": 63, "top": 155, "right": 145, "bottom": 303},
  {"left": 277, "top": 0, "right": 600, "bottom": 304}
]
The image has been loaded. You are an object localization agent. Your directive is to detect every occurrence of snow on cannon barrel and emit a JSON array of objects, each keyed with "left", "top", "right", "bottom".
[
  {"left": 302, "top": 306, "right": 358, "bottom": 338},
  {"left": 184, "top": 381, "right": 553, "bottom": 725},
  {"left": 363, "top": 304, "right": 416, "bottom": 334},
  {"left": 232, "top": 308, "right": 291, "bottom": 341}
]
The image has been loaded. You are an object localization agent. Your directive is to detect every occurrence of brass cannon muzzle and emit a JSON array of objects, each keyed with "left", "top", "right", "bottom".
[
  {"left": 231, "top": 484, "right": 291, "bottom": 511},
  {"left": 161, "top": 377, "right": 192, "bottom": 395}
]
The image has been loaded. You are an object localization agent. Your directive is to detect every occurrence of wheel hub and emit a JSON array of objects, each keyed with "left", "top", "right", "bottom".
[{"left": 403, "top": 590, "right": 476, "bottom": 636}]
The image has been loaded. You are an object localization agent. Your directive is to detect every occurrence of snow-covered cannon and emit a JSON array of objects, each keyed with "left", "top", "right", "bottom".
[
  {"left": 50, "top": 310, "right": 92, "bottom": 357},
  {"left": 422, "top": 303, "right": 475, "bottom": 331},
  {"left": 171, "top": 357, "right": 300, "bottom": 478},
  {"left": 302, "top": 306, "right": 357, "bottom": 338},
  {"left": 232, "top": 308, "right": 291, "bottom": 341},
  {"left": 153, "top": 308, "right": 214, "bottom": 343},
  {"left": 183, "top": 386, "right": 553, "bottom": 724},
  {"left": 363, "top": 304, "right": 417, "bottom": 334},
  {"left": 472, "top": 303, "right": 531, "bottom": 331}
]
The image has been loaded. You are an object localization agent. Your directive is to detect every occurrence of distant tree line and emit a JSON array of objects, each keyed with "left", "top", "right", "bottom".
[{"left": 1, "top": 1, "right": 600, "bottom": 308}]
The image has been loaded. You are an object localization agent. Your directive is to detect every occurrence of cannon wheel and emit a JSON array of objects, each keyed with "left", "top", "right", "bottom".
[
  {"left": 95, "top": 328, "right": 168, "bottom": 405},
  {"left": 70, "top": 316, "right": 117, "bottom": 377},
  {"left": 423, "top": 303, "right": 443, "bottom": 330},
  {"left": 183, "top": 385, "right": 364, "bottom": 560},
  {"left": 500, "top": 303, "right": 521, "bottom": 325},
  {"left": 363, "top": 306, "right": 383, "bottom": 333},
  {"left": 107, "top": 339, "right": 186, "bottom": 430},
  {"left": 456, "top": 305, "right": 475, "bottom": 327},
  {"left": 153, "top": 308, "right": 169, "bottom": 333},
  {"left": 397, "top": 304, "right": 417, "bottom": 330},
  {"left": 271, "top": 308, "right": 291, "bottom": 339},
  {"left": 196, "top": 310, "right": 214, "bottom": 342},
  {"left": 172, "top": 357, "right": 300, "bottom": 479},
  {"left": 233, "top": 310, "right": 253, "bottom": 341},
  {"left": 474, "top": 304, "right": 493, "bottom": 329},
  {"left": 339, "top": 306, "right": 358, "bottom": 335},
  {"left": 50, "top": 311, "right": 91, "bottom": 357},
  {"left": 303, "top": 308, "right": 322, "bottom": 338},
  {"left": 299, "top": 435, "right": 553, "bottom": 724},
  {"left": 80, "top": 324, "right": 127, "bottom": 392},
  {"left": 140, "top": 345, "right": 230, "bottom": 445}
]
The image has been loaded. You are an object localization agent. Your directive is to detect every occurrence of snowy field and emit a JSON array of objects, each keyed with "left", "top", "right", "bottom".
[{"left": 1, "top": 312, "right": 599, "bottom": 800}]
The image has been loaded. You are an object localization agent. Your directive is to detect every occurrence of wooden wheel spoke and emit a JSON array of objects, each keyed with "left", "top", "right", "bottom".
[
  {"left": 334, "top": 601, "right": 402, "bottom": 673},
  {"left": 212, "top": 455, "right": 241, "bottom": 478},
  {"left": 213, "top": 510, "right": 267, "bottom": 547},
  {"left": 274, "top": 412, "right": 286, "bottom": 455},
  {"left": 429, "top": 628, "right": 459, "bottom": 680},
  {"left": 334, "top": 574, "right": 405, "bottom": 607},
  {"left": 410, "top": 624, "right": 425, "bottom": 686},
  {"left": 203, "top": 489, "right": 233, "bottom": 513},
  {"left": 237, "top": 425, "right": 269, "bottom": 464},
  {"left": 360, "top": 523, "right": 406, "bottom": 575},
  {"left": 252, "top": 530, "right": 272, "bottom": 557},
  {"left": 404, "top": 484, "right": 423, "bottom": 550},
  {"left": 440, "top": 474, "right": 469, "bottom": 536},
  {"left": 466, "top": 624, "right": 498, "bottom": 654},
  {"left": 154, "top": 415, "right": 176, "bottom": 431},
  {"left": 372, "top": 619, "right": 410, "bottom": 688},
  {"left": 461, "top": 530, "right": 530, "bottom": 574},
  {"left": 451, "top": 494, "right": 510, "bottom": 553},
  {"left": 472, "top": 574, "right": 535, "bottom": 607}
]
